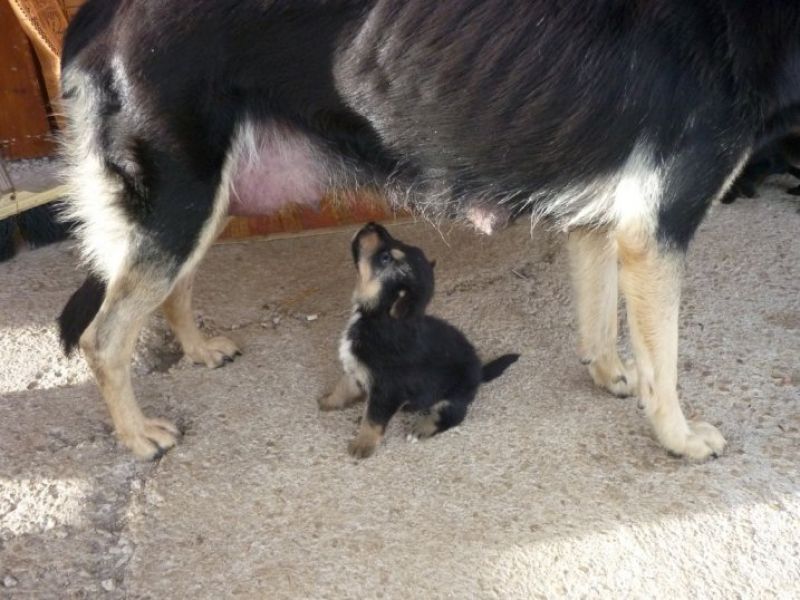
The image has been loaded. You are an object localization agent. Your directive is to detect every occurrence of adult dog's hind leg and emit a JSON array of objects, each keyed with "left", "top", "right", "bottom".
[
  {"left": 617, "top": 235, "right": 726, "bottom": 461},
  {"left": 81, "top": 270, "right": 180, "bottom": 459},
  {"left": 162, "top": 271, "right": 240, "bottom": 368},
  {"left": 567, "top": 229, "right": 637, "bottom": 397}
]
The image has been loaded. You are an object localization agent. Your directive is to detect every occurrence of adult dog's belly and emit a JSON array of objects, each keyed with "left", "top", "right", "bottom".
[
  {"left": 226, "top": 123, "right": 325, "bottom": 217},
  {"left": 224, "top": 120, "right": 511, "bottom": 234}
]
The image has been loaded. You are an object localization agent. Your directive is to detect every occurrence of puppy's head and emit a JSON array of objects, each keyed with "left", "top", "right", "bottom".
[{"left": 350, "top": 222, "right": 435, "bottom": 318}]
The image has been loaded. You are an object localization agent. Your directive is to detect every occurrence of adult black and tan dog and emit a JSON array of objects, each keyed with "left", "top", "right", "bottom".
[
  {"left": 57, "top": 0, "right": 799, "bottom": 460},
  {"left": 320, "top": 222, "right": 519, "bottom": 458}
]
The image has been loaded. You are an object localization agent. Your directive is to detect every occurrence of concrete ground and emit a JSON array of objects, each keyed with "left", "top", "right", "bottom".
[{"left": 0, "top": 184, "right": 798, "bottom": 599}]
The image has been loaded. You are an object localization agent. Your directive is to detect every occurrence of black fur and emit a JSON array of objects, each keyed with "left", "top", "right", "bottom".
[
  {"left": 723, "top": 135, "right": 800, "bottom": 203},
  {"left": 340, "top": 223, "right": 517, "bottom": 456},
  {"left": 57, "top": 274, "right": 106, "bottom": 355},
  {"left": 0, "top": 205, "right": 71, "bottom": 263},
  {"left": 56, "top": 0, "right": 800, "bottom": 459},
  {"left": 0, "top": 218, "right": 14, "bottom": 262},
  {"left": 61, "top": 0, "right": 800, "bottom": 264},
  {"left": 17, "top": 204, "right": 71, "bottom": 248}
]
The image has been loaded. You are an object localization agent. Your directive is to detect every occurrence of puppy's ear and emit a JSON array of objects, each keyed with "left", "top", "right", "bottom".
[
  {"left": 389, "top": 289, "right": 411, "bottom": 319},
  {"left": 429, "top": 259, "right": 436, "bottom": 269}
]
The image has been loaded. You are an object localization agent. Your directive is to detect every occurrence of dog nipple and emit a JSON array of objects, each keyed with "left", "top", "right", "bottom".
[{"left": 466, "top": 206, "right": 499, "bottom": 235}]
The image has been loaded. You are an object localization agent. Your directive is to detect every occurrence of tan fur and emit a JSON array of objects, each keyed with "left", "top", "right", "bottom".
[
  {"left": 390, "top": 248, "right": 406, "bottom": 260},
  {"left": 410, "top": 401, "right": 448, "bottom": 439},
  {"left": 357, "top": 230, "right": 381, "bottom": 255},
  {"left": 353, "top": 231, "right": 382, "bottom": 307},
  {"left": 70, "top": 115, "right": 243, "bottom": 458},
  {"left": 162, "top": 273, "right": 240, "bottom": 368},
  {"left": 348, "top": 416, "right": 384, "bottom": 458},
  {"left": 80, "top": 270, "right": 179, "bottom": 459},
  {"left": 318, "top": 374, "right": 365, "bottom": 411},
  {"left": 616, "top": 233, "right": 726, "bottom": 460},
  {"left": 567, "top": 229, "right": 637, "bottom": 397}
]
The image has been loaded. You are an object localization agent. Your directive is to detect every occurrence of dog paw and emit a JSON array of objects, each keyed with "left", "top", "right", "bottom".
[
  {"left": 666, "top": 420, "right": 726, "bottom": 461},
  {"left": 119, "top": 418, "right": 180, "bottom": 460},
  {"left": 410, "top": 412, "right": 440, "bottom": 440},
  {"left": 318, "top": 391, "right": 362, "bottom": 411},
  {"left": 348, "top": 435, "right": 378, "bottom": 459},
  {"left": 185, "top": 335, "right": 241, "bottom": 368},
  {"left": 589, "top": 357, "right": 638, "bottom": 398},
  {"left": 317, "top": 393, "right": 340, "bottom": 411}
]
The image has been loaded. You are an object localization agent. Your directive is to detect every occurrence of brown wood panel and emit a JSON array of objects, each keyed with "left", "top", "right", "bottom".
[
  {"left": 0, "top": 0, "right": 55, "bottom": 159},
  {"left": 63, "top": 0, "right": 83, "bottom": 18}
]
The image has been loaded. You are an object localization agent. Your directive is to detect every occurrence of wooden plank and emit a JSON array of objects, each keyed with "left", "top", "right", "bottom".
[
  {"left": 63, "top": 0, "right": 83, "bottom": 18},
  {"left": 0, "top": 0, "right": 56, "bottom": 159},
  {"left": 0, "top": 183, "right": 69, "bottom": 219}
]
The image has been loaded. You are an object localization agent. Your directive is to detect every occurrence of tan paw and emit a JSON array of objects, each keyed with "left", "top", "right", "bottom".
[
  {"left": 673, "top": 420, "right": 727, "bottom": 461},
  {"left": 589, "top": 356, "right": 638, "bottom": 398},
  {"left": 348, "top": 435, "right": 378, "bottom": 459},
  {"left": 318, "top": 391, "right": 364, "bottom": 411},
  {"left": 410, "top": 412, "right": 440, "bottom": 440},
  {"left": 185, "top": 335, "right": 241, "bottom": 368},
  {"left": 347, "top": 420, "right": 383, "bottom": 459},
  {"left": 119, "top": 418, "right": 180, "bottom": 460}
]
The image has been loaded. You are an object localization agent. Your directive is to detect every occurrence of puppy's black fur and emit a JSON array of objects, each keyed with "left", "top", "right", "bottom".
[{"left": 331, "top": 223, "right": 518, "bottom": 458}]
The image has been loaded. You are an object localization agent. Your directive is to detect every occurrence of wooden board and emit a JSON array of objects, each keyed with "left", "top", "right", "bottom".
[
  {"left": 62, "top": 0, "right": 83, "bottom": 18},
  {"left": 220, "top": 190, "right": 408, "bottom": 240}
]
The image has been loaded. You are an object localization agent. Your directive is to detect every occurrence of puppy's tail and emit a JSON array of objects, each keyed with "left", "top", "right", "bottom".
[
  {"left": 57, "top": 273, "right": 106, "bottom": 356},
  {"left": 481, "top": 353, "right": 520, "bottom": 383}
]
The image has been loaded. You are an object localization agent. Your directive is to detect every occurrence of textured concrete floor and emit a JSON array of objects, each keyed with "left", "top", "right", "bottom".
[{"left": 0, "top": 185, "right": 798, "bottom": 599}]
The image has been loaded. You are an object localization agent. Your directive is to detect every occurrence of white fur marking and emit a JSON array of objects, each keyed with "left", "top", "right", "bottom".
[
  {"left": 338, "top": 311, "right": 371, "bottom": 390},
  {"left": 60, "top": 67, "right": 132, "bottom": 280}
]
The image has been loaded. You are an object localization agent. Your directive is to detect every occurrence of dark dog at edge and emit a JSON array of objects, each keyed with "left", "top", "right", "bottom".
[
  {"left": 57, "top": 0, "right": 800, "bottom": 460},
  {"left": 320, "top": 222, "right": 519, "bottom": 458}
]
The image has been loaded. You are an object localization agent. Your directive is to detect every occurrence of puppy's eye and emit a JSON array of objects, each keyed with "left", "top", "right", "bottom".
[{"left": 378, "top": 251, "right": 392, "bottom": 266}]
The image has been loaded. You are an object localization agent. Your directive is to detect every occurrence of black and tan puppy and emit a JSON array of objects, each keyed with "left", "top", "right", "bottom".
[{"left": 320, "top": 223, "right": 519, "bottom": 458}]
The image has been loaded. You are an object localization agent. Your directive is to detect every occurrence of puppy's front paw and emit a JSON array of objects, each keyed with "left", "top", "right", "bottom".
[
  {"left": 119, "top": 418, "right": 180, "bottom": 460},
  {"left": 318, "top": 391, "right": 359, "bottom": 411},
  {"left": 348, "top": 435, "right": 377, "bottom": 458},
  {"left": 185, "top": 335, "right": 241, "bottom": 368},
  {"left": 410, "top": 412, "right": 440, "bottom": 440},
  {"left": 347, "top": 420, "right": 383, "bottom": 459},
  {"left": 318, "top": 376, "right": 365, "bottom": 411}
]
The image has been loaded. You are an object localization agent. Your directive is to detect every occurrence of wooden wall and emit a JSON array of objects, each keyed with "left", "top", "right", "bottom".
[{"left": 0, "top": 0, "right": 57, "bottom": 159}]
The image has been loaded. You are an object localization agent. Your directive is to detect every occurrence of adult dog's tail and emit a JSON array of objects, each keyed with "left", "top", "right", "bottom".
[
  {"left": 57, "top": 273, "right": 106, "bottom": 355},
  {"left": 481, "top": 353, "right": 520, "bottom": 383}
]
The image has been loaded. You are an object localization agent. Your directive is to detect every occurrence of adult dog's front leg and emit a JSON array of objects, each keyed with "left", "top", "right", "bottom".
[
  {"left": 617, "top": 236, "right": 726, "bottom": 460},
  {"left": 567, "top": 229, "right": 637, "bottom": 397},
  {"left": 162, "top": 272, "right": 240, "bottom": 368}
]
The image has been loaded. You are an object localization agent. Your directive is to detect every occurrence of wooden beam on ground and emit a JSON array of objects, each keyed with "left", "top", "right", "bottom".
[{"left": 0, "top": 184, "right": 68, "bottom": 219}]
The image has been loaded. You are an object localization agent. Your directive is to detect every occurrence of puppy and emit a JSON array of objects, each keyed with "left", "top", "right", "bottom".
[{"left": 320, "top": 223, "right": 519, "bottom": 458}]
